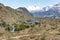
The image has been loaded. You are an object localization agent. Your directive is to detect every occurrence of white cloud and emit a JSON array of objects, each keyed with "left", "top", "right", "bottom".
[
  {"left": 49, "top": 5, "right": 53, "bottom": 8},
  {"left": 26, "top": 6, "right": 41, "bottom": 11}
]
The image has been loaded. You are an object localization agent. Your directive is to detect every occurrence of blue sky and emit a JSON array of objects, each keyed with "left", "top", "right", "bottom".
[{"left": 0, "top": 0, "right": 60, "bottom": 9}]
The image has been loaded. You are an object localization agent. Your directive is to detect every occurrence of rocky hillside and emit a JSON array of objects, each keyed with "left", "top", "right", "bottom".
[
  {"left": 16, "top": 7, "right": 33, "bottom": 16},
  {"left": 0, "top": 3, "right": 34, "bottom": 25}
]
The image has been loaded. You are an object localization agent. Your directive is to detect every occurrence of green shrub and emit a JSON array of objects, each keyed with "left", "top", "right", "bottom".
[
  {"left": 0, "top": 6, "right": 2, "bottom": 9},
  {"left": 14, "top": 25, "right": 20, "bottom": 31},
  {"left": 15, "top": 24, "right": 26, "bottom": 31},
  {"left": 5, "top": 24, "right": 13, "bottom": 31},
  {"left": 14, "top": 24, "right": 30, "bottom": 31},
  {"left": 2, "top": 21, "right": 7, "bottom": 27},
  {"left": 1, "top": 21, "right": 35, "bottom": 32},
  {"left": 2, "top": 21, "right": 13, "bottom": 31},
  {"left": 30, "top": 24, "right": 34, "bottom": 28}
]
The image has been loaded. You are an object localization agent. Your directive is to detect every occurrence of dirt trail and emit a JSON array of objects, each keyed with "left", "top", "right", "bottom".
[{"left": 11, "top": 33, "right": 41, "bottom": 39}]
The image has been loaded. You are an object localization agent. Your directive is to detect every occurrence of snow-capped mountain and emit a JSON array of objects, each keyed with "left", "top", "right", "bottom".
[{"left": 27, "top": 3, "right": 60, "bottom": 18}]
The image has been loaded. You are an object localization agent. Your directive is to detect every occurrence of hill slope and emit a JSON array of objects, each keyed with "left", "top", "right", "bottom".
[{"left": 0, "top": 3, "right": 34, "bottom": 25}]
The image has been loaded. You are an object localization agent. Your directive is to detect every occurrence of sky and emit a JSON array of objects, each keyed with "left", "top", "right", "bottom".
[{"left": 0, "top": 0, "right": 60, "bottom": 10}]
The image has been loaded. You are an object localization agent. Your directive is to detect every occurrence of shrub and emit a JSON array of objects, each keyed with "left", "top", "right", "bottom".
[
  {"left": 2, "top": 21, "right": 7, "bottom": 27},
  {"left": 2, "top": 21, "right": 13, "bottom": 31},
  {"left": 1, "top": 21, "right": 35, "bottom": 32},
  {"left": 30, "top": 24, "right": 35, "bottom": 28},
  {"left": 15, "top": 24, "right": 26, "bottom": 31},
  {"left": 5, "top": 24, "right": 13, "bottom": 31},
  {"left": 14, "top": 24, "right": 30, "bottom": 31},
  {"left": 14, "top": 25, "right": 20, "bottom": 31},
  {"left": 0, "top": 6, "right": 2, "bottom": 9}
]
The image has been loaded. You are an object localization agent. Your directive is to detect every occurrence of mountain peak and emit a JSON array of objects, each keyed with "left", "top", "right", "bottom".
[
  {"left": 55, "top": 3, "right": 60, "bottom": 6},
  {"left": 0, "top": 3, "right": 4, "bottom": 6},
  {"left": 16, "top": 7, "right": 33, "bottom": 16},
  {"left": 17, "top": 7, "right": 28, "bottom": 12}
]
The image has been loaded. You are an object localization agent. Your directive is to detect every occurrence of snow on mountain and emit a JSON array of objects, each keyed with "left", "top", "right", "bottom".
[
  {"left": 26, "top": 6, "right": 42, "bottom": 12},
  {"left": 26, "top": 5, "right": 54, "bottom": 12},
  {"left": 26, "top": 3, "right": 60, "bottom": 18}
]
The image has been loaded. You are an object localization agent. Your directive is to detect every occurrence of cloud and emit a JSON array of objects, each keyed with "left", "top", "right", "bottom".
[
  {"left": 49, "top": 5, "right": 53, "bottom": 7},
  {"left": 26, "top": 5, "right": 41, "bottom": 11}
]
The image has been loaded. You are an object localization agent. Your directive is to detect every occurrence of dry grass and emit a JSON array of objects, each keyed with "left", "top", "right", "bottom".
[{"left": 0, "top": 18, "right": 60, "bottom": 40}]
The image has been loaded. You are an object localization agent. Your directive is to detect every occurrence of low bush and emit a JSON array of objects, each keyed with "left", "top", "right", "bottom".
[
  {"left": 2, "top": 21, "right": 13, "bottom": 31},
  {"left": 15, "top": 24, "right": 28, "bottom": 31},
  {"left": 5, "top": 24, "right": 13, "bottom": 31}
]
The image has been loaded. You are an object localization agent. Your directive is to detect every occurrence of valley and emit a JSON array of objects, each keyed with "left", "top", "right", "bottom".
[{"left": 0, "top": 3, "right": 60, "bottom": 40}]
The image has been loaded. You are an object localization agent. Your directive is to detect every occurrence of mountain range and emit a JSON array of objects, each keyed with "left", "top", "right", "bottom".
[{"left": 28, "top": 3, "right": 60, "bottom": 18}]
